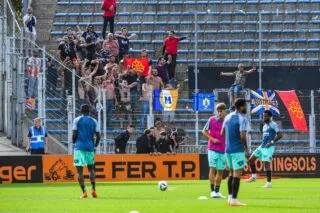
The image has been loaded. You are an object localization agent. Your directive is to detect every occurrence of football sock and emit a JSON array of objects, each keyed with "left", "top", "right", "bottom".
[
  {"left": 210, "top": 184, "right": 215, "bottom": 192},
  {"left": 80, "top": 184, "right": 86, "bottom": 193},
  {"left": 232, "top": 177, "right": 240, "bottom": 199},
  {"left": 250, "top": 162, "right": 257, "bottom": 175},
  {"left": 91, "top": 182, "right": 96, "bottom": 190},
  {"left": 266, "top": 171, "right": 272, "bottom": 182},
  {"left": 214, "top": 185, "right": 220, "bottom": 193},
  {"left": 78, "top": 173, "right": 86, "bottom": 192},
  {"left": 228, "top": 176, "right": 233, "bottom": 195}
]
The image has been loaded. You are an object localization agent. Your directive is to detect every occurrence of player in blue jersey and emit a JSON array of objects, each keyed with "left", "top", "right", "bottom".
[
  {"left": 72, "top": 104, "right": 101, "bottom": 199},
  {"left": 221, "top": 99, "right": 249, "bottom": 206},
  {"left": 246, "top": 110, "right": 282, "bottom": 188}
]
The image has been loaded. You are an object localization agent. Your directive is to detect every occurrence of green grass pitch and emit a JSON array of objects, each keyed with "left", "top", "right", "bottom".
[{"left": 0, "top": 179, "right": 320, "bottom": 213}]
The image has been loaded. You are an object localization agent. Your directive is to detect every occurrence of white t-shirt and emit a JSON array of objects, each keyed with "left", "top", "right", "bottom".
[
  {"left": 23, "top": 14, "right": 37, "bottom": 34},
  {"left": 27, "top": 56, "right": 41, "bottom": 77}
]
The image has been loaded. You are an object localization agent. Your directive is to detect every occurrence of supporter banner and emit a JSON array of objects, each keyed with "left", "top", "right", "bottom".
[
  {"left": 276, "top": 90, "right": 308, "bottom": 132},
  {"left": 250, "top": 90, "right": 279, "bottom": 115},
  {"left": 0, "top": 156, "right": 43, "bottom": 184},
  {"left": 123, "top": 57, "right": 149, "bottom": 76},
  {"left": 200, "top": 153, "right": 320, "bottom": 179},
  {"left": 192, "top": 93, "right": 215, "bottom": 112},
  {"left": 154, "top": 89, "right": 179, "bottom": 111},
  {"left": 42, "top": 154, "right": 200, "bottom": 183}
]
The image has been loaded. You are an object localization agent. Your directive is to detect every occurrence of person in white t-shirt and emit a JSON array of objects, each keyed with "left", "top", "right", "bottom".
[
  {"left": 23, "top": 7, "right": 37, "bottom": 45},
  {"left": 26, "top": 50, "right": 41, "bottom": 98}
]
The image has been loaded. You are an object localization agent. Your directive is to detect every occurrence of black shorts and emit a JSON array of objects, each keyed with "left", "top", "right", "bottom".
[{"left": 31, "top": 148, "right": 45, "bottom": 155}]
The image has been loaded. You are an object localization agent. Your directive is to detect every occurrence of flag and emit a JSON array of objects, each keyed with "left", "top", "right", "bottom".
[
  {"left": 123, "top": 57, "right": 149, "bottom": 77},
  {"left": 25, "top": 98, "right": 36, "bottom": 111},
  {"left": 250, "top": 90, "right": 279, "bottom": 115},
  {"left": 193, "top": 93, "right": 215, "bottom": 112},
  {"left": 154, "top": 89, "right": 179, "bottom": 111},
  {"left": 276, "top": 90, "right": 308, "bottom": 132}
]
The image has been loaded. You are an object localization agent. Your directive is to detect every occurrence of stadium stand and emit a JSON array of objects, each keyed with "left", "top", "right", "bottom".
[{"left": 29, "top": 0, "right": 320, "bottom": 153}]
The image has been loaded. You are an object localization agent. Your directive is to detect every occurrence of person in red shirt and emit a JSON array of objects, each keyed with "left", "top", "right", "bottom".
[
  {"left": 101, "top": 0, "right": 116, "bottom": 39},
  {"left": 162, "top": 31, "right": 188, "bottom": 80}
]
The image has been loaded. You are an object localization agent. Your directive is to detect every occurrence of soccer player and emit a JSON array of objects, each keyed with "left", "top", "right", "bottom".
[
  {"left": 202, "top": 103, "right": 227, "bottom": 198},
  {"left": 221, "top": 99, "right": 249, "bottom": 206},
  {"left": 72, "top": 104, "right": 101, "bottom": 199},
  {"left": 220, "top": 64, "right": 256, "bottom": 106},
  {"left": 246, "top": 110, "right": 282, "bottom": 188}
]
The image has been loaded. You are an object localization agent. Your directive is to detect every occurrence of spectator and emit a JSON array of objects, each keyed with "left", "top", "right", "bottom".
[
  {"left": 145, "top": 69, "right": 164, "bottom": 90},
  {"left": 136, "top": 129, "right": 152, "bottom": 154},
  {"left": 154, "top": 121, "right": 166, "bottom": 141},
  {"left": 101, "top": 0, "right": 117, "bottom": 38},
  {"left": 162, "top": 31, "right": 189, "bottom": 80},
  {"left": 115, "top": 27, "right": 137, "bottom": 60},
  {"left": 156, "top": 56, "right": 171, "bottom": 84},
  {"left": 149, "top": 127, "right": 157, "bottom": 153},
  {"left": 119, "top": 80, "right": 132, "bottom": 129},
  {"left": 123, "top": 69, "right": 139, "bottom": 121},
  {"left": 139, "top": 80, "right": 153, "bottom": 129},
  {"left": 220, "top": 64, "right": 256, "bottom": 106},
  {"left": 23, "top": 7, "right": 37, "bottom": 45},
  {"left": 81, "top": 32, "right": 97, "bottom": 61},
  {"left": 102, "top": 75, "right": 115, "bottom": 130},
  {"left": 79, "top": 59, "right": 99, "bottom": 109},
  {"left": 26, "top": 50, "right": 41, "bottom": 98},
  {"left": 64, "top": 27, "right": 76, "bottom": 43},
  {"left": 47, "top": 50, "right": 58, "bottom": 97},
  {"left": 139, "top": 49, "right": 152, "bottom": 83},
  {"left": 26, "top": 118, "right": 48, "bottom": 155},
  {"left": 162, "top": 83, "right": 180, "bottom": 125},
  {"left": 103, "top": 33, "right": 119, "bottom": 58},
  {"left": 156, "top": 131, "right": 173, "bottom": 154},
  {"left": 81, "top": 24, "right": 99, "bottom": 43},
  {"left": 97, "top": 44, "right": 112, "bottom": 64},
  {"left": 114, "top": 124, "right": 135, "bottom": 154}
]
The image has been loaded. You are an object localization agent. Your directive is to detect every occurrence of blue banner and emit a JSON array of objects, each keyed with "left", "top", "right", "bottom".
[
  {"left": 193, "top": 93, "right": 215, "bottom": 112},
  {"left": 250, "top": 90, "right": 279, "bottom": 115},
  {"left": 154, "top": 89, "right": 179, "bottom": 111}
]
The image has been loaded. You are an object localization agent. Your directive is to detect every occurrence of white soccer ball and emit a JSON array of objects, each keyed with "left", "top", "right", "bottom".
[{"left": 158, "top": 181, "right": 168, "bottom": 191}]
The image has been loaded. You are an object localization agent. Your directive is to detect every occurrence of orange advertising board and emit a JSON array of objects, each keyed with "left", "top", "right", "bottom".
[{"left": 42, "top": 154, "right": 200, "bottom": 183}]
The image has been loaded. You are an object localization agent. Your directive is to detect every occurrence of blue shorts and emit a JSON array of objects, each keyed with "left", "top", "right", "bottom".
[
  {"left": 253, "top": 145, "right": 275, "bottom": 162},
  {"left": 231, "top": 84, "right": 243, "bottom": 94},
  {"left": 208, "top": 150, "right": 226, "bottom": 170}
]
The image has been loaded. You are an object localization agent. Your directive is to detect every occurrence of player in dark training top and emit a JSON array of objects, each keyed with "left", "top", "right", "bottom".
[
  {"left": 246, "top": 110, "right": 282, "bottom": 188},
  {"left": 72, "top": 104, "right": 100, "bottom": 199}
]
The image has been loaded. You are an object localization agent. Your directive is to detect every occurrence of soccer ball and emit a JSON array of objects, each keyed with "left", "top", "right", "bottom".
[{"left": 158, "top": 181, "right": 168, "bottom": 191}]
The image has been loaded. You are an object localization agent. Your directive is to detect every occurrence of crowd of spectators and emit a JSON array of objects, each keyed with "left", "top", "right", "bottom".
[{"left": 26, "top": 1, "right": 186, "bottom": 132}]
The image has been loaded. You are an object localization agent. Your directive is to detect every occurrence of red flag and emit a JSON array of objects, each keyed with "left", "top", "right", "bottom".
[
  {"left": 276, "top": 90, "right": 308, "bottom": 132},
  {"left": 123, "top": 57, "right": 149, "bottom": 77}
]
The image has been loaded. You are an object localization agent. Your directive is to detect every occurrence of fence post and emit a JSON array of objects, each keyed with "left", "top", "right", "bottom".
[
  {"left": 72, "top": 68, "right": 76, "bottom": 116},
  {"left": 17, "top": 56, "right": 25, "bottom": 146},
  {"left": 41, "top": 46, "right": 46, "bottom": 127},
  {"left": 147, "top": 86, "right": 154, "bottom": 128},
  {"left": 0, "top": 12, "right": 3, "bottom": 131},
  {"left": 309, "top": 90, "right": 316, "bottom": 153},
  {"left": 67, "top": 95, "right": 73, "bottom": 155},
  {"left": 37, "top": 72, "right": 43, "bottom": 119},
  {"left": 246, "top": 89, "right": 252, "bottom": 152},
  {"left": 5, "top": 39, "right": 12, "bottom": 138},
  {"left": 96, "top": 87, "right": 102, "bottom": 154},
  {"left": 102, "top": 88, "right": 107, "bottom": 154}
]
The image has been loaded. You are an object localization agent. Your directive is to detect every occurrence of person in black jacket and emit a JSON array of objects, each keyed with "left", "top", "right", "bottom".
[
  {"left": 136, "top": 129, "right": 152, "bottom": 154},
  {"left": 114, "top": 124, "right": 135, "bottom": 154},
  {"left": 156, "top": 131, "right": 173, "bottom": 154}
]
